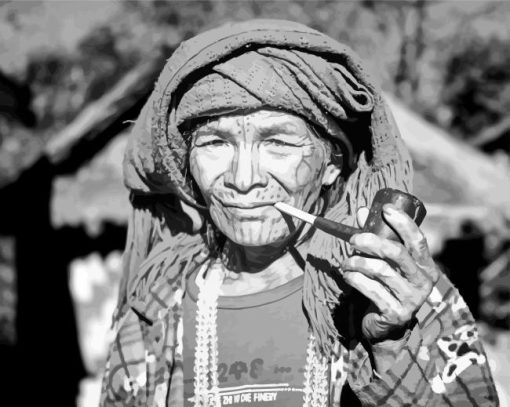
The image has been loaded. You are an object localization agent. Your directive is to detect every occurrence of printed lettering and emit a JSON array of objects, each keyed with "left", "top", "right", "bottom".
[
  {"left": 273, "top": 365, "right": 291, "bottom": 374},
  {"left": 249, "top": 358, "right": 264, "bottom": 379},
  {"left": 218, "top": 363, "right": 228, "bottom": 383},
  {"left": 240, "top": 393, "right": 252, "bottom": 402},
  {"left": 229, "top": 361, "right": 248, "bottom": 380},
  {"left": 253, "top": 392, "right": 278, "bottom": 402}
]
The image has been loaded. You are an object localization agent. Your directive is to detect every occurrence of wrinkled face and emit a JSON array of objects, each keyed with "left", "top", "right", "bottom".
[{"left": 188, "top": 110, "right": 341, "bottom": 246}]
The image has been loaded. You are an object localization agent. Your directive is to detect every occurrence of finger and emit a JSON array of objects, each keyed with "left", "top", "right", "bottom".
[
  {"left": 382, "top": 204, "right": 433, "bottom": 266},
  {"left": 356, "top": 207, "right": 370, "bottom": 228},
  {"left": 343, "top": 256, "right": 417, "bottom": 302},
  {"left": 342, "top": 271, "right": 403, "bottom": 316},
  {"left": 350, "top": 232, "right": 417, "bottom": 273},
  {"left": 350, "top": 232, "right": 432, "bottom": 286}
]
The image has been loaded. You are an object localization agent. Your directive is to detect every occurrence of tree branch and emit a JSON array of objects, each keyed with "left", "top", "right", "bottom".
[{"left": 45, "top": 53, "right": 165, "bottom": 165}]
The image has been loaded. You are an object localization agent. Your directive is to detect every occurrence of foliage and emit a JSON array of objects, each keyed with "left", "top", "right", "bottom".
[
  {"left": 441, "top": 36, "right": 510, "bottom": 147},
  {"left": 25, "top": 25, "right": 139, "bottom": 131},
  {"left": 0, "top": 0, "right": 509, "bottom": 187}
]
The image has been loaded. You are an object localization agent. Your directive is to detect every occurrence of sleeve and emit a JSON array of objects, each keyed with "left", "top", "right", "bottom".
[
  {"left": 99, "top": 308, "right": 150, "bottom": 407},
  {"left": 347, "top": 272, "right": 500, "bottom": 406}
]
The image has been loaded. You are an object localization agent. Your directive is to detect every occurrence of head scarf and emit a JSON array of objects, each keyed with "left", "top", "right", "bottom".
[{"left": 118, "top": 19, "right": 412, "bottom": 357}]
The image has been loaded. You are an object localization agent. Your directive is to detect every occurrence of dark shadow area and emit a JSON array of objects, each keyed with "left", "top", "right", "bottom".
[
  {"left": 0, "top": 156, "right": 127, "bottom": 406},
  {"left": 56, "top": 222, "right": 127, "bottom": 260},
  {"left": 435, "top": 222, "right": 486, "bottom": 320},
  {"left": 340, "top": 381, "right": 362, "bottom": 406},
  {"left": 2, "top": 157, "right": 85, "bottom": 406},
  {"left": 0, "top": 69, "right": 36, "bottom": 127}
]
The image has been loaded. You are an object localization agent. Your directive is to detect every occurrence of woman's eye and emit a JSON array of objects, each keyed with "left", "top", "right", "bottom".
[
  {"left": 195, "top": 138, "right": 228, "bottom": 147},
  {"left": 204, "top": 140, "right": 226, "bottom": 146},
  {"left": 265, "top": 138, "right": 297, "bottom": 147}
]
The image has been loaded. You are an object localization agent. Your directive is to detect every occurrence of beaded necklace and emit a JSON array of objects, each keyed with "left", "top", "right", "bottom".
[{"left": 192, "top": 259, "right": 330, "bottom": 407}]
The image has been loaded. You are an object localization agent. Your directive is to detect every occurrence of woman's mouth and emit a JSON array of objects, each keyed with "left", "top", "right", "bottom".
[
  {"left": 212, "top": 197, "right": 278, "bottom": 219},
  {"left": 221, "top": 201, "right": 276, "bottom": 209}
]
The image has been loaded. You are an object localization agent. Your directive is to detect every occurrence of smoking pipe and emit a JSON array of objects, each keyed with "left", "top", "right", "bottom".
[{"left": 274, "top": 188, "right": 426, "bottom": 243}]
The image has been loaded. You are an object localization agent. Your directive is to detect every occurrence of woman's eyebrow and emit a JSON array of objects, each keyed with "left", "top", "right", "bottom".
[
  {"left": 257, "top": 122, "right": 301, "bottom": 136},
  {"left": 193, "top": 126, "right": 233, "bottom": 138}
]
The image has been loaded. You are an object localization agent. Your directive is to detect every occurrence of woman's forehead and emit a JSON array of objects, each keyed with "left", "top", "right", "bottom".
[{"left": 194, "top": 109, "right": 309, "bottom": 134}]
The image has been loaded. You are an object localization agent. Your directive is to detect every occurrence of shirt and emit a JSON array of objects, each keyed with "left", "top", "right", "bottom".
[{"left": 183, "top": 269, "right": 309, "bottom": 406}]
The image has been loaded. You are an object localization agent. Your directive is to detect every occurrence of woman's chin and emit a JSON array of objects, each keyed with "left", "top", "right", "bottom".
[
  {"left": 210, "top": 210, "right": 298, "bottom": 247},
  {"left": 220, "top": 225, "right": 291, "bottom": 247}
]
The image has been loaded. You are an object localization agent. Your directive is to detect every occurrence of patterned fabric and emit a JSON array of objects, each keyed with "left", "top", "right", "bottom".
[
  {"left": 347, "top": 273, "right": 498, "bottom": 406},
  {"left": 100, "top": 264, "right": 498, "bottom": 406}
]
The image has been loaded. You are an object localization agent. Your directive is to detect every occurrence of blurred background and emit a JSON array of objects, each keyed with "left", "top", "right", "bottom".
[{"left": 0, "top": 1, "right": 509, "bottom": 406}]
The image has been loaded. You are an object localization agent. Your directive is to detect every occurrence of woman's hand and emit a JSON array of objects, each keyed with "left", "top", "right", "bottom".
[{"left": 341, "top": 204, "right": 440, "bottom": 343}]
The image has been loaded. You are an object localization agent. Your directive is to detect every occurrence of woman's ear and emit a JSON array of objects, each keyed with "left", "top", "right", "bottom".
[{"left": 321, "top": 162, "right": 342, "bottom": 186}]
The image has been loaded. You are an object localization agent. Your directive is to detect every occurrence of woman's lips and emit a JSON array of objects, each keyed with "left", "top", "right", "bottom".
[
  {"left": 213, "top": 197, "right": 278, "bottom": 218},
  {"left": 224, "top": 205, "right": 275, "bottom": 219},
  {"left": 221, "top": 201, "right": 276, "bottom": 209}
]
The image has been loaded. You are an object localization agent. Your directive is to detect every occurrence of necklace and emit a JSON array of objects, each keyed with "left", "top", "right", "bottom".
[{"left": 192, "top": 259, "right": 330, "bottom": 407}]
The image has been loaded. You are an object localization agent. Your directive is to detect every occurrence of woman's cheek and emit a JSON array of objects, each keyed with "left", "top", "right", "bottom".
[
  {"left": 189, "top": 149, "right": 231, "bottom": 193},
  {"left": 293, "top": 145, "right": 328, "bottom": 189},
  {"left": 267, "top": 153, "right": 326, "bottom": 211},
  {"left": 295, "top": 159, "right": 318, "bottom": 186},
  {"left": 265, "top": 152, "right": 324, "bottom": 192},
  {"left": 261, "top": 150, "right": 304, "bottom": 190}
]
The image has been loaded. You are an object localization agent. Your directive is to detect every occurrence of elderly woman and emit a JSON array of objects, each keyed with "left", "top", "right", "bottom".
[{"left": 100, "top": 20, "right": 498, "bottom": 406}]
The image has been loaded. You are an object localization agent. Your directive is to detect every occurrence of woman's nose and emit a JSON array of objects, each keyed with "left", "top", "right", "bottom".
[{"left": 223, "top": 144, "right": 268, "bottom": 192}]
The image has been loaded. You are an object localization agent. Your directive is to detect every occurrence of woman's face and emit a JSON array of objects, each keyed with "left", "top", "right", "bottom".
[{"left": 188, "top": 109, "right": 341, "bottom": 246}]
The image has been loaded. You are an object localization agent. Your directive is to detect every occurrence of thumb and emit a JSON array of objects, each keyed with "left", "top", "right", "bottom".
[{"left": 356, "top": 207, "right": 369, "bottom": 228}]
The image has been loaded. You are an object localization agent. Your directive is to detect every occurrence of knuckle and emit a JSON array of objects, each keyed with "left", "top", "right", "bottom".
[
  {"left": 397, "top": 309, "right": 412, "bottom": 324},
  {"left": 412, "top": 233, "right": 429, "bottom": 254},
  {"left": 386, "top": 309, "right": 398, "bottom": 322},
  {"left": 430, "top": 266, "right": 441, "bottom": 282},
  {"left": 396, "top": 244, "right": 408, "bottom": 261},
  {"left": 421, "top": 279, "right": 433, "bottom": 295},
  {"left": 387, "top": 242, "right": 407, "bottom": 262},
  {"left": 377, "top": 262, "right": 394, "bottom": 278},
  {"left": 379, "top": 305, "right": 390, "bottom": 315},
  {"left": 342, "top": 258, "right": 354, "bottom": 269},
  {"left": 345, "top": 256, "right": 362, "bottom": 269},
  {"left": 352, "top": 256, "right": 365, "bottom": 267}
]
